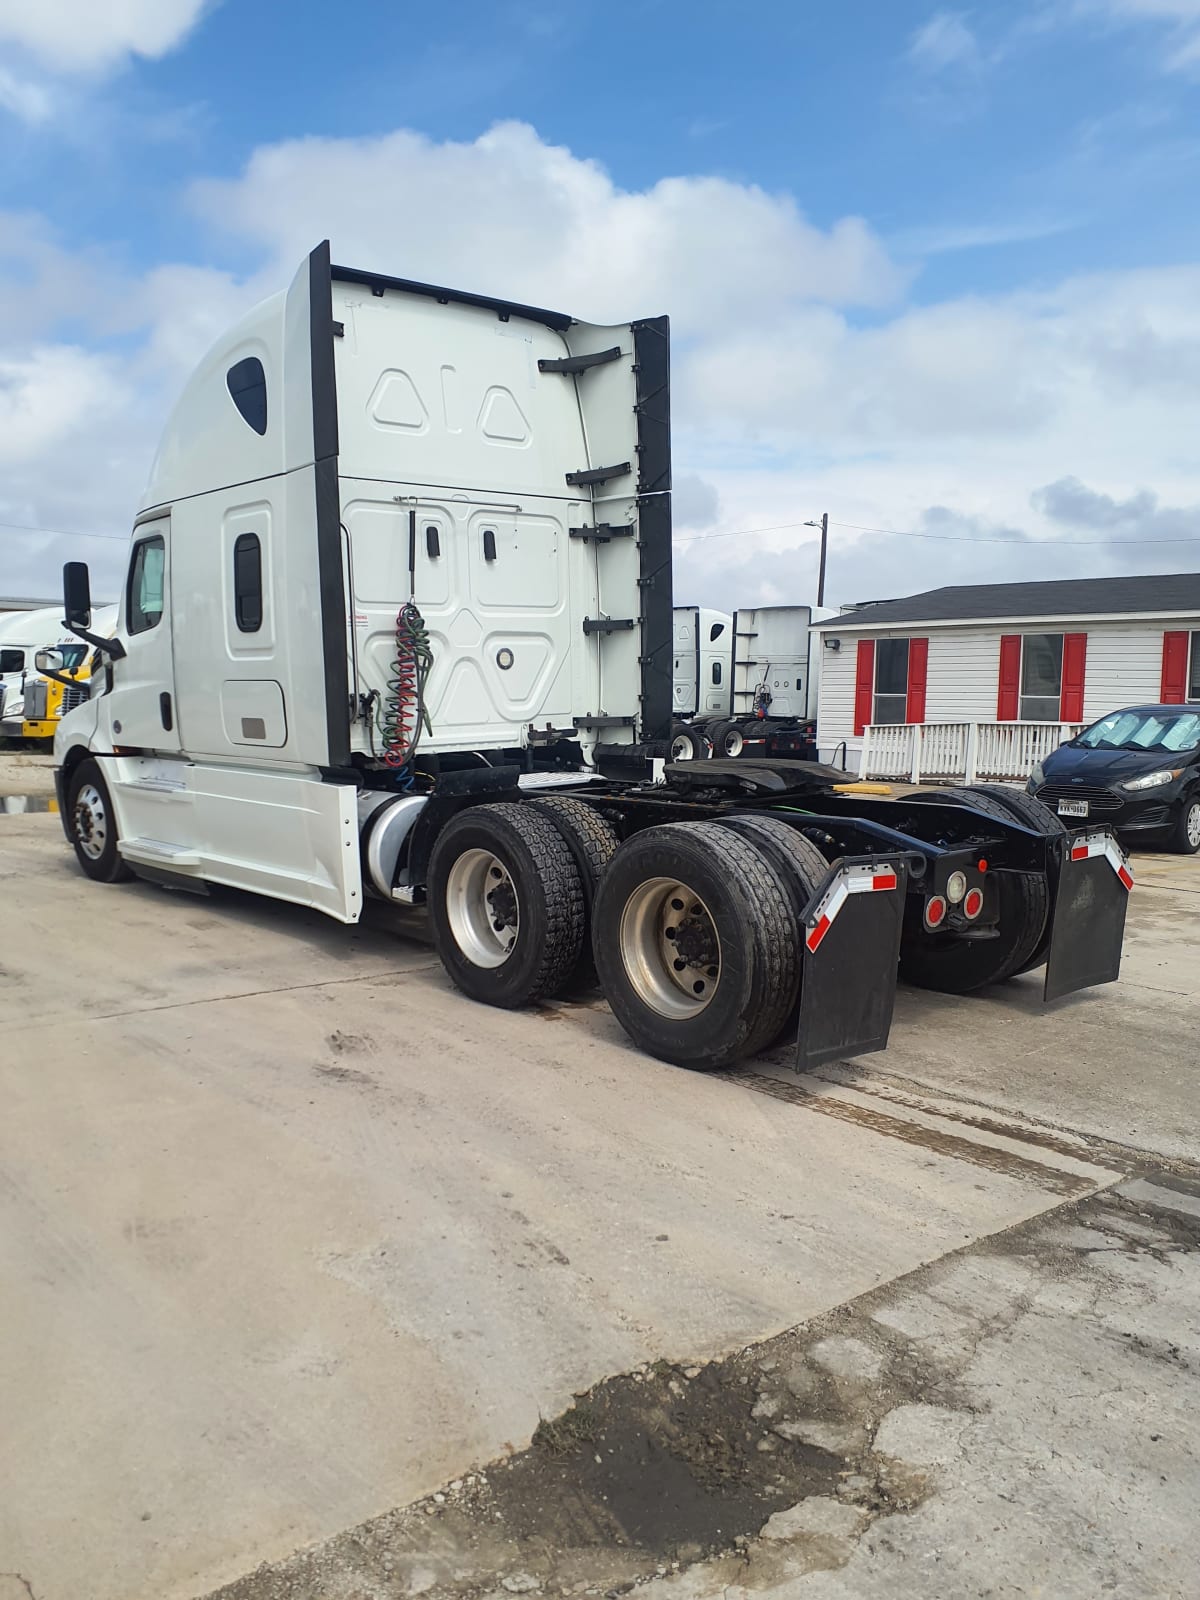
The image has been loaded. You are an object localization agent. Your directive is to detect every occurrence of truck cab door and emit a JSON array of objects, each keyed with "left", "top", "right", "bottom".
[{"left": 106, "top": 518, "right": 181, "bottom": 753}]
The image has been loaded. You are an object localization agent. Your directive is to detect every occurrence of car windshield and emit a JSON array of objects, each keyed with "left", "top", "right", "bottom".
[{"left": 1077, "top": 710, "right": 1200, "bottom": 753}]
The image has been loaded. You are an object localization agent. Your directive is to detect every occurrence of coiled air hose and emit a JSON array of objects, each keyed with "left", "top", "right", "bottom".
[{"left": 378, "top": 601, "right": 433, "bottom": 773}]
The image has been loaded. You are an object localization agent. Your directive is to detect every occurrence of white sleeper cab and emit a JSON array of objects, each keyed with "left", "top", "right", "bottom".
[{"left": 50, "top": 244, "right": 1132, "bottom": 1072}]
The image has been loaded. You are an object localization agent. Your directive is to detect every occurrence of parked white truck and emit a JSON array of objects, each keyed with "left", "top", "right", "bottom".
[
  {"left": 671, "top": 603, "right": 820, "bottom": 762},
  {"left": 48, "top": 244, "right": 1133, "bottom": 1070}
]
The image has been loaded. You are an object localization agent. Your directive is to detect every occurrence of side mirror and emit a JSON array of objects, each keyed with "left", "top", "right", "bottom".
[
  {"left": 64, "top": 560, "right": 92, "bottom": 629},
  {"left": 35, "top": 648, "right": 65, "bottom": 675},
  {"left": 0, "top": 649, "right": 23, "bottom": 674}
]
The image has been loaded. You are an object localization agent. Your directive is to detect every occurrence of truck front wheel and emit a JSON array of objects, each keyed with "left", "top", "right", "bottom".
[
  {"left": 427, "top": 803, "right": 586, "bottom": 1009},
  {"left": 66, "top": 758, "right": 133, "bottom": 884},
  {"left": 592, "top": 821, "right": 800, "bottom": 1069}
]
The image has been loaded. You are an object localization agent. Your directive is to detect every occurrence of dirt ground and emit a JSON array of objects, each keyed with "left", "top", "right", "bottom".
[{"left": 0, "top": 749, "right": 55, "bottom": 800}]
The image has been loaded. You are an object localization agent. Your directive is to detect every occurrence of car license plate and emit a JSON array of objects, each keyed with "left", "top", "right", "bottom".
[{"left": 1058, "top": 799, "right": 1089, "bottom": 818}]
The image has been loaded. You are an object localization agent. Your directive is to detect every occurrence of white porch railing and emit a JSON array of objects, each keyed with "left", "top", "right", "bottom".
[{"left": 860, "top": 721, "right": 1082, "bottom": 784}]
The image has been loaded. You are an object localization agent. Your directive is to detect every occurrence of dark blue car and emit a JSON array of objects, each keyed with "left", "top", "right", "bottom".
[{"left": 1028, "top": 704, "right": 1200, "bottom": 854}]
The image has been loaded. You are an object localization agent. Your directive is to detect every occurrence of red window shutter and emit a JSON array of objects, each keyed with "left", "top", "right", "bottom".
[
  {"left": 997, "top": 634, "right": 1021, "bottom": 721},
  {"left": 1059, "top": 633, "right": 1087, "bottom": 723},
  {"left": 1161, "top": 631, "right": 1189, "bottom": 704},
  {"left": 906, "top": 637, "right": 928, "bottom": 724},
  {"left": 854, "top": 638, "right": 875, "bottom": 736}
]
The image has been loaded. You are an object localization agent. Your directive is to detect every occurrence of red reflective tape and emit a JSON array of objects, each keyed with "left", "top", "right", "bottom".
[
  {"left": 1118, "top": 865, "right": 1134, "bottom": 892},
  {"left": 806, "top": 914, "right": 831, "bottom": 954},
  {"left": 1071, "top": 844, "right": 1089, "bottom": 861},
  {"left": 872, "top": 871, "right": 898, "bottom": 892}
]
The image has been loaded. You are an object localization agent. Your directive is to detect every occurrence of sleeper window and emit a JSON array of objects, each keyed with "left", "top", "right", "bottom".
[{"left": 227, "top": 357, "right": 268, "bottom": 435}]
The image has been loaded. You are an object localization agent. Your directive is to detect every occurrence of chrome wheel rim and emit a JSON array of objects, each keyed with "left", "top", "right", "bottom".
[
  {"left": 445, "top": 848, "right": 519, "bottom": 968},
  {"left": 670, "top": 733, "right": 696, "bottom": 761},
  {"left": 1187, "top": 803, "right": 1200, "bottom": 848},
  {"left": 73, "top": 782, "right": 108, "bottom": 861},
  {"left": 723, "top": 729, "right": 744, "bottom": 757},
  {"left": 619, "top": 877, "right": 720, "bottom": 1019}
]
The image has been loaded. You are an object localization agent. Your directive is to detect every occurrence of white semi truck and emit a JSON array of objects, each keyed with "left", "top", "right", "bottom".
[
  {"left": 672, "top": 604, "right": 820, "bottom": 762},
  {"left": 47, "top": 243, "right": 1132, "bottom": 1071}
]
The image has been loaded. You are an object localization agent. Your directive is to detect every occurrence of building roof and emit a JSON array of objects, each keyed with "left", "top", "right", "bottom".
[{"left": 818, "top": 573, "right": 1200, "bottom": 630}]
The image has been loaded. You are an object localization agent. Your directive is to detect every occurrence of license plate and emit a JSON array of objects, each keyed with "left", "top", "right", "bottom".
[{"left": 1058, "top": 799, "right": 1089, "bottom": 818}]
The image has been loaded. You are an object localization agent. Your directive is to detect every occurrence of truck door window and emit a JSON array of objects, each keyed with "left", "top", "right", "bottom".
[
  {"left": 128, "top": 536, "right": 165, "bottom": 634},
  {"left": 711, "top": 660, "right": 722, "bottom": 685},
  {"left": 233, "top": 532, "right": 264, "bottom": 632}
]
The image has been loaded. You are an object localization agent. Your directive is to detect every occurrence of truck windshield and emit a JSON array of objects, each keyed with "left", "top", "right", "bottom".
[
  {"left": 1077, "top": 710, "right": 1200, "bottom": 752},
  {"left": 58, "top": 644, "right": 88, "bottom": 671}
]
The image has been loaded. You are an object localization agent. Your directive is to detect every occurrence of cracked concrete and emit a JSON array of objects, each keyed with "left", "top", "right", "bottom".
[
  {"left": 197, "top": 1182, "right": 1200, "bottom": 1599},
  {"left": 2, "top": 799, "right": 1200, "bottom": 1600}
]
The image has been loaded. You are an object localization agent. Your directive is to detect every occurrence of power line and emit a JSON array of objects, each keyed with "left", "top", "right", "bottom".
[
  {"left": 0, "top": 519, "right": 126, "bottom": 542},
  {"left": 830, "top": 519, "right": 1200, "bottom": 547},
  {"left": 675, "top": 515, "right": 1200, "bottom": 549}
]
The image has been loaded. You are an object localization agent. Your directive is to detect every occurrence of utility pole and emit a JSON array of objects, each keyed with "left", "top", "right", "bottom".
[{"left": 804, "top": 514, "right": 829, "bottom": 608}]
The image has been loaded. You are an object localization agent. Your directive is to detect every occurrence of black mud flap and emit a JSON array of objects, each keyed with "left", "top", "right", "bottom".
[
  {"left": 1043, "top": 829, "right": 1133, "bottom": 1002},
  {"left": 795, "top": 855, "right": 908, "bottom": 1073}
]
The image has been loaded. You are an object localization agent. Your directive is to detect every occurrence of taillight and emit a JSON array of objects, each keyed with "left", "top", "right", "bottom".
[
  {"left": 924, "top": 895, "right": 947, "bottom": 930},
  {"left": 963, "top": 887, "right": 984, "bottom": 921}
]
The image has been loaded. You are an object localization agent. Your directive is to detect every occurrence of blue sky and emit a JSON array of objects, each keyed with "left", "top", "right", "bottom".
[{"left": 3, "top": 0, "right": 1200, "bottom": 606}]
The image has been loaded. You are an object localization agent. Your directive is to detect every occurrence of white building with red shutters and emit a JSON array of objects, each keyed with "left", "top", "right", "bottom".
[{"left": 813, "top": 573, "right": 1200, "bottom": 782}]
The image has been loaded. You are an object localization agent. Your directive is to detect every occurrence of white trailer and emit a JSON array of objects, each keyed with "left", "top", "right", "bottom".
[{"left": 47, "top": 244, "right": 1132, "bottom": 1071}]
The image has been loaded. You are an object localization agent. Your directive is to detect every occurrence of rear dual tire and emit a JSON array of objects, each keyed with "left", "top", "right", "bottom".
[
  {"left": 428, "top": 803, "right": 586, "bottom": 1009},
  {"left": 593, "top": 820, "right": 804, "bottom": 1070}
]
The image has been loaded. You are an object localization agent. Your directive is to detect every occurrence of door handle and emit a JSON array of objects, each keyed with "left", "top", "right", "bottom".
[{"left": 160, "top": 692, "right": 173, "bottom": 732}]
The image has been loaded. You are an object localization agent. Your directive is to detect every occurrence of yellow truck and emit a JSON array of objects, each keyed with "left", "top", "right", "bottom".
[{"left": 19, "top": 642, "right": 94, "bottom": 741}]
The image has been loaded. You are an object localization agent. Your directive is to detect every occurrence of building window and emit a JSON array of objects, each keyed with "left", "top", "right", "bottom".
[
  {"left": 1020, "top": 634, "right": 1063, "bottom": 721},
  {"left": 874, "top": 637, "right": 909, "bottom": 725},
  {"left": 227, "top": 357, "right": 268, "bottom": 435},
  {"left": 233, "top": 533, "right": 263, "bottom": 632},
  {"left": 127, "top": 536, "right": 165, "bottom": 634},
  {"left": 1190, "top": 634, "right": 1200, "bottom": 701}
]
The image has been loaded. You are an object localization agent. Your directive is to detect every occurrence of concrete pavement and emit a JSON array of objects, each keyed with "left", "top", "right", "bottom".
[{"left": 0, "top": 800, "right": 1197, "bottom": 1600}]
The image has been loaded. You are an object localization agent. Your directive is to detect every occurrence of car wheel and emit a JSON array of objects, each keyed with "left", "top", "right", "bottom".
[{"left": 1170, "top": 794, "right": 1200, "bottom": 855}]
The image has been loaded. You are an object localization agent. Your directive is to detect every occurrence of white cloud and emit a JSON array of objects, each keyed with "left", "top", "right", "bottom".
[
  {"left": 907, "top": 11, "right": 982, "bottom": 71},
  {"left": 1073, "top": 0, "right": 1200, "bottom": 69},
  {"left": 0, "top": 65, "right": 53, "bottom": 121},
  {"left": 189, "top": 121, "right": 907, "bottom": 328},
  {"left": 6, "top": 121, "right": 1200, "bottom": 614},
  {"left": 0, "top": 0, "right": 210, "bottom": 72}
]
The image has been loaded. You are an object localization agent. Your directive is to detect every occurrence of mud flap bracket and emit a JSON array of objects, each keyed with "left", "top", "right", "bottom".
[
  {"left": 1043, "top": 829, "right": 1132, "bottom": 1002},
  {"left": 795, "top": 856, "right": 908, "bottom": 1073}
]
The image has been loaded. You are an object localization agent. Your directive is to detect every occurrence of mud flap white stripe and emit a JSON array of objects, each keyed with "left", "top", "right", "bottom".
[
  {"left": 1068, "top": 829, "right": 1134, "bottom": 892},
  {"left": 805, "top": 863, "right": 900, "bottom": 954}
]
